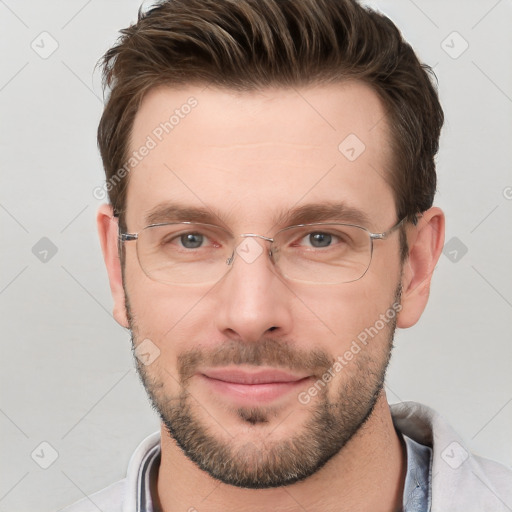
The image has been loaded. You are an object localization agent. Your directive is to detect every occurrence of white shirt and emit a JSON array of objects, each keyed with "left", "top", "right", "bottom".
[{"left": 59, "top": 401, "right": 512, "bottom": 512}]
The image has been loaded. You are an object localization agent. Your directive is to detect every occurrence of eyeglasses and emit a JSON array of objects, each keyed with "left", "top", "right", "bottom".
[{"left": 118, "top": 218, "right": 406, "bottom": 285}]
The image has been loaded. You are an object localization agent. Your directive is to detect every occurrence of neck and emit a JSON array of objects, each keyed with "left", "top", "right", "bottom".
[{"left": 156, "top": 393, "right": 406, "bottom": 512}]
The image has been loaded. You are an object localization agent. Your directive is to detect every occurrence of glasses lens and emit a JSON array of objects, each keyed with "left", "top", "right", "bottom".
[
  {"left": 133, "top": 222, "right": 372, "bottom": 285},
  {"left": 136, "top": 223, "right": 233, "bottom": 284},
  {"left": 273, "top": 224, "right": 372, "bottom": 284}
]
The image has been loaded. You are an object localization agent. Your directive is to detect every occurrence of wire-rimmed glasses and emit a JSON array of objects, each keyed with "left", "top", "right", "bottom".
[{"left": 119, "top": 218, "right": 405, "bottom": 285}]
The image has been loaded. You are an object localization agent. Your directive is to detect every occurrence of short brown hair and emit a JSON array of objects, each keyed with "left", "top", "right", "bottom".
[{"left": 98, "top": 0, "right": 443, "bottom": 242}]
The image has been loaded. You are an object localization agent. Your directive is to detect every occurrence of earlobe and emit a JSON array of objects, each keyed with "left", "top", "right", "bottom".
[
  {"left": 97, "top": 204, "right": 130, "bottom": 328},
  {"left": 397, "top": 207, "right": 445, "bottom": 328}
]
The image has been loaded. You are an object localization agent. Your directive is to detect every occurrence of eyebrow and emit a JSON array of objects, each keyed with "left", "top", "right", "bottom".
[
  {"left": 275, "top": 202, "right": 371, "bottom": 229},
  {"left": 144, "top": 203, "right": 227, "bottom": 227},
  {"left": 143, "top": 201, "right": 372, "bottom": 230}
]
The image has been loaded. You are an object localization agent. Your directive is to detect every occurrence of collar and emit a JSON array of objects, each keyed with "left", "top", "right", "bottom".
[{"left": 127, "top": 418, "right": 433, "bottom": 511}]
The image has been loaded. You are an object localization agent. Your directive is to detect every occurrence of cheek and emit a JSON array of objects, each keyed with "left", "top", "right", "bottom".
[
  {"left": 129, "top": 287, "right": 199, "bottom": 330},
  {"left": 303, "top": 284, "right": 399, "bottom": 391},
  {"left": 126, "top": 286, "right": 211, "bottom": 390},
  {"left": 124, "top": 270, "right": 220, "bottom": 355},
  {"left": 293, "top": 279, "right": 399, "bottom": 349}
]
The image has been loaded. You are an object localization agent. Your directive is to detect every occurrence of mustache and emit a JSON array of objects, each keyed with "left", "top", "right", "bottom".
[{"left": 177, "top": 338, "right": 333, "bottom": 382}]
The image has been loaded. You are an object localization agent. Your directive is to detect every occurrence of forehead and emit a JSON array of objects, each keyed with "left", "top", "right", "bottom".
[{"left": 125, "top": 82, "right": 395, "bottom": 231}]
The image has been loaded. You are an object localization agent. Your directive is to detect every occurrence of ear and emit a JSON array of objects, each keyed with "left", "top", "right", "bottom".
[
  {"left": 397, "top": 207, "right": 445, "bottom": 328},
  {"left": 97, "top": 204, "right": 129, "bottom": 328}
]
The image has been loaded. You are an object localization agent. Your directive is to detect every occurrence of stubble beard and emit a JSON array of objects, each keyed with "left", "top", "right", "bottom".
[{"left": 125, "top": 285, "right": 401, "bottom": 489}]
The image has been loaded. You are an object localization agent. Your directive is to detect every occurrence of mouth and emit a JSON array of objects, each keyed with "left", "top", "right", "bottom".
[{"left": 198, "top": 367, "right": 312, "bottom": 404}]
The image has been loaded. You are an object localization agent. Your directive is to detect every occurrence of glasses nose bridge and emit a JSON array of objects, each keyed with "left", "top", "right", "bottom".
[
  {"left": 226, "top": 232, "right": 275, "bottom": 267},
  {"left": 239, "top": 232, "right": 275, "bottom": 259},
  {"left": 239, "top": 232, "right": 274, "bottom": 243}
]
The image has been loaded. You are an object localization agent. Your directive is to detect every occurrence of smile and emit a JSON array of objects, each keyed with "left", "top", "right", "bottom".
[{"left": 198, "top": 367, "right": 312, "bottom": 404}]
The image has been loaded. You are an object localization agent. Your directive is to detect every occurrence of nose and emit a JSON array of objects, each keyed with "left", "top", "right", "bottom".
[{"left": 214, "top": 236, "right": 294, "bottom": 343}]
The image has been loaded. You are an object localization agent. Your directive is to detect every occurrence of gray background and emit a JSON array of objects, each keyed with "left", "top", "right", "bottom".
[{"left": 1, "top": 0, "right": 511, "bottom": 510}]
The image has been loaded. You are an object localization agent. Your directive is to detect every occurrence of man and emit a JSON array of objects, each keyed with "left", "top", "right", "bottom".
[{"left": 63, "top": 0, "right": 512, "bottom": 510}]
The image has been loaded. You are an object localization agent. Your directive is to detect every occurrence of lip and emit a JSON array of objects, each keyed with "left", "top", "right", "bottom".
[
  {"left": 198, "top": 367, "right": 312, "bottom": 403},
  {"left": 201, "top": 367, "right": 309, "bottom": 384}
]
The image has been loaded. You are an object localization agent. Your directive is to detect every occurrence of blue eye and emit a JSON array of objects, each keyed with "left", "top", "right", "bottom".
[
  {"left": 308, "top": 232, "right": 332, "bottom": 247},
  {"left": 180, "top": 233, "right": 204, "bottom": 249}
]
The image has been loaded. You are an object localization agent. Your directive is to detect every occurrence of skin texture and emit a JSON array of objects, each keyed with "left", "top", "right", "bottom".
[{"left": 97, "top": 82, "right": 445, "bottom": 512}]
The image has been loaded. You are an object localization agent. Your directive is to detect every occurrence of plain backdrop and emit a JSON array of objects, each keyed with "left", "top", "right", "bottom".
[{"left": 1, "top": 1, "right": 511, "bottom": 510}]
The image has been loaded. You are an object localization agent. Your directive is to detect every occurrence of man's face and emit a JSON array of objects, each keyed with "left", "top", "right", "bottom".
[{"left": 121, "top": 82, "right": 404, "bottom": 488}]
